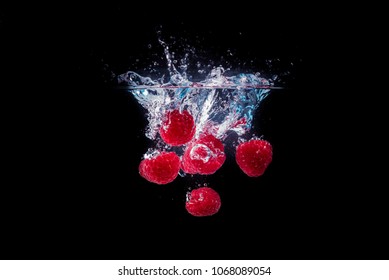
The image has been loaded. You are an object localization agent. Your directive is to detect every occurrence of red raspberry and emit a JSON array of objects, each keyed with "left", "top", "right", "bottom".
[
  {"left": 139, "top": 151, "right": 180, "bottom": 184},
  {"left": 159, "top": 109, "right": 196, "bottom": 146},
  {"left": 185, "top": 187, "right": 221, "bottom": 217},
  {"left": 235, "top": 139, "right": 273, "bottom": 177},
  {"left": 181, "top": 134, "right": 226, "bottom": 175}
]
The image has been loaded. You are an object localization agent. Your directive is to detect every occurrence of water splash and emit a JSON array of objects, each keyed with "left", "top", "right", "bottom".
[
  {"left": 117, "top": 39, "right": 278, "bottom": 143},
  {"left": 118, "top": 67, "right": 273, "bottom": 141}
]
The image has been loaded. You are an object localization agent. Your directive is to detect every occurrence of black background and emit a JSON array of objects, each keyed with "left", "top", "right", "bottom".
[{"left": 1, "top": 2, "right": 387, "bottom": 259}]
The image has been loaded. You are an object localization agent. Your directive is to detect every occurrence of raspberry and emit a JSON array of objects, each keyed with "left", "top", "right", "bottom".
[
  {"left": 181, "top": 134, "right": 226, "bottom": 175},
  {"left": 139, "top": 151, "right": 180, "bottom": 184},
  {"left": 159, "top": 109, "right": 196, "bottom": 146},
  {"left": 235, "top": 139, "right": 273, "bottom": 177},
  {"left": 185, "top": 187, "right": 221, "bottom": 217}
]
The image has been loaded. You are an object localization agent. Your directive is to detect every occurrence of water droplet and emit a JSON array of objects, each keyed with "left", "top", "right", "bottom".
[{"left": 178, "top": 170, "right": 186, "bottom": 177}]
